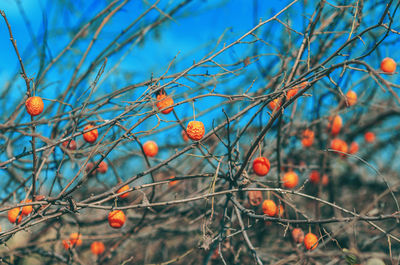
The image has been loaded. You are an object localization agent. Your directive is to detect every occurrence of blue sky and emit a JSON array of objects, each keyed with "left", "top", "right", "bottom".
[{"left": 0, "top": 0, "right": 293, "bottom": 82}]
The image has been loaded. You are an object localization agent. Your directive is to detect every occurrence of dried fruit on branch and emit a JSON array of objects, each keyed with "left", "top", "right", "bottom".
[
  {"left": 143, "top": 140, "right": 158, "bottom": 157},
  {"left": 186, "top": 121, "right": 205, "bottom": 141},
  {"left": 304, "top": 232, "right": 318, "bottom": 250},
  {"left": 380, "top": 57, "right": 396, "bottom": 73},
  {"left": 282, "top": 171, "right": 299, "bottom": 189},
  {"left": 262, "top": 199, "right": 277, "bottom": 216},
  {"left": 108, "top": 210, "right": 126, "bottom": 228},
  {"left": 91, "top": 241, "right": 105, "bottom": 255},
  {"left": 25, "top": 96, "right": 44, "bottom": 116},
  {"left": 156, "top": 93, "right": 174, "bottom": 114},
  {"left": 117, "top": 185, "right": 130, "bottom": 198},
  {"left": 248, "top": 190, "right": 263, "bottom": 206},
  {"left": 83, "top": 125, "right": 98, "bottom": 143},
  {"left": 252, "top": 157, "right": 270, "bottom": 176}
]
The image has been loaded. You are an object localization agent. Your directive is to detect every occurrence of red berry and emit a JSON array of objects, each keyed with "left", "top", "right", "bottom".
[{"left": 252, "top": 157, "right": 270, "bottom": 176}]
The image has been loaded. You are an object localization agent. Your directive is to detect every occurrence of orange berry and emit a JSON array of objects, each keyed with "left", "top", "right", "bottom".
[
  {"left": 292, "top": 228, "right": 305, "bottom": 243},
  {"left": 186, "top": 121, "right": 205, "bottom": 141},
  {"left": 252, "top": 157, "right": 270, "bottom": 176},
  {"left": 321, "top": 174, "right": 329, "bottom": 186},
  {"left": 91, "top": 241, "right": 105, "bottom": 255},
  {"left": 286, "top": 88, "right": 298, "bottom": 100},
  {"left": 301, "top": 129, "right": 314, "bottom": 147},
  {"left": 298, "top": 81, "right": 309, "bottom": 89},
  {"left": 277, "top": 205, "right": 284, "bottom": 217},
  {"left": 309, "top": 170, "right": 320, "bottom": 184},
  {"left": 330, "top": 138, "right": 348, "bottom": 156},
  {"left": 248, "top": 190, "right": 263, "bottom": 206},
  {"left": 83, "top": 125, "right": 98, "bottom": 144},
  {"left": 168, "top": 176, "right": 179, "bottom": 187},
  {"left": 62, "top": 139, "right": 77, "bottom": 150},
  {"left": 21, "top": 199, "right": 33, "bottom": 216},
  {"left": 85, "top": 162, "right": 95, "bottom": 174},
  {"left": 156, "top": 93, "right": 174, "bottom": 114},
  {"left": 380, "top": 57, "right": 396, "bottom": 73},
  {"left": 287, "top": 81, "right": 307, "bottom": 100},
  {"left": 69, "top": 233, "right": 82, "bottom": 247},
  {"left": 304, "top": 232, "right": 318, "bottom": 250},
  {"left": 282, "top": 171, "right": 299, "bottom": 189},
  {"left": 364, "top": 132, "right": 376, "bottom": 143},
  {"left": 328, "top": 115, "right": 342, "bottom": 135},
  {"left": 62, "top": 240, "right": 71, "bottom": 250},
  {"left": 181, "top": 130, "right": 189, "bottom": 142},
  {"left": 108, "top": 210, "right": 126, "bottom": 228},
  {"left": 63, "top": 233, "right": 82, "bottom": 249},
  {"left": 345, "top": 90, "right": 357, "bottom": 106},
  {"left": 117, "top": 185, "right": 130, "bottom": 198},
  {"left": 211, "top": 248, "right": 219, "bottom": 260},
  {"left": 268, "top": 98, "right": 281, "bottom": 111},
  {"left": 262, "top": 200, "right": 277, "bottom": 216},
  {"left": 25, "top": 96, "right": 44, "bottom": 116},
  {"left": 8, "top": 207, "right": 23, "bottom": 224},
  {"left": 143, "top": 140, "right": 158, "bottom": 157},
  {"left": 97, "top": 161, "right": 108, "bottom": 174},
  {"left": 349, "top": 141, "right": 359, "bottom": 154},
  {"left": 309, "top": 171, "right": 328, "bottom": 186}
]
